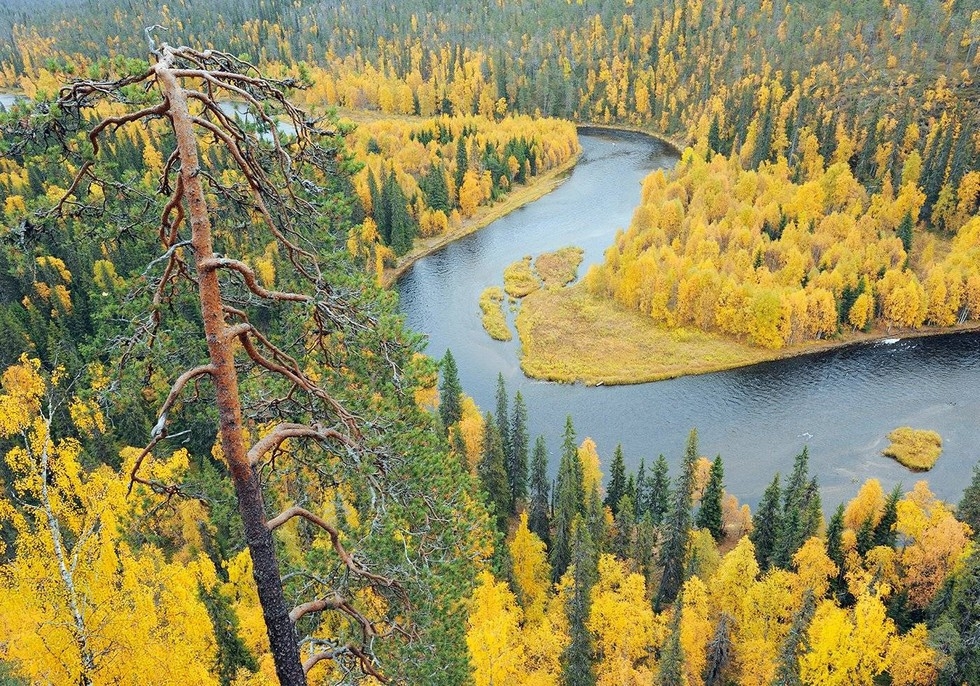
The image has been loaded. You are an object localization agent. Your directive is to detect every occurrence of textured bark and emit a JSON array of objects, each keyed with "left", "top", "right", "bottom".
[{"left": 154, "top": 49, "right": 307, "bottom": 686}]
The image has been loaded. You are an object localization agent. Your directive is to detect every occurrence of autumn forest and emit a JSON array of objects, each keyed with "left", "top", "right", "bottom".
[{"left": 0, "top": 0, "right": 979, "bottom": 685}]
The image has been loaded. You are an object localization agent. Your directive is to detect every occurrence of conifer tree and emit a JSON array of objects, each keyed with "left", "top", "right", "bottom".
[
  {"left": 957, "top": 463, "right": 980, "bottom": 538},
  {"left": 551, "top": 416, "right": 584, "bottom": 580},
  {"left": 873, "top": 484, "right": 901, "bottom": 548},
  {"left": 648, "top": 454, "right": 672, "bottom": 526},
  {"left": 772, "top": 590, "right": 816, "bottom": 686},
  {"left": 508, "top": 390, "right": 529, "bottom": 508},
  {"left": 561, "top": 516, "right": 597, "bottom": 686},
  {"left": 897, "top": 211, "right": 914, "bottom": 255},
  {"left": 655, "top": 428, "right": 699, "bottom": 610},
  {"left": 479, "top": 412, "right": 512, "bottom": 534},
  {"left": 697, "top": 455, "right": 725, "bottom": 542},
  {"left": 703, "top": 612, "right": 733, "bottom": 686},
  {"left": 751, "top": 474, "right": 783, "bottom": 570},
  {"left": 825, "top": 505, "right": 848, "bottom": 602},
  {"left": 613, "top": 493, "right": 636, "bottom": 559},
  {"left": 604, "top": 444, "right": 627, "bottom": 515},
  {"left": 657, "top": 599, "right": 685, "bottom": 686},
  {"left": 495, "top": 373, "right": 512, "bottom": 467},
  {"left": 634, "top": 458, "right": 647, "bottom": 517},
  {"left": 529, "top": 435, "right": 551, "bottom": 547},
  {"left": 438, "top": 349, "right": 463, "bottom": 431}
]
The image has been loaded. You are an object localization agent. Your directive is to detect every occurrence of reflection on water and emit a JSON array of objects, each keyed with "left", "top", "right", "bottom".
[{"left": 398, "top": 129, "right": 980, "bottom": 509}]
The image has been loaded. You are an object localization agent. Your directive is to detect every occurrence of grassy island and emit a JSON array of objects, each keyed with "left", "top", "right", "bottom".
[{"left": 883, "top": 428, "right": 943, "bottom": 471}]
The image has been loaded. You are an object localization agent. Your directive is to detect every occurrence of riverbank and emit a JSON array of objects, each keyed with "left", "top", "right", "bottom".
[
  {"left": 515, "top": 281, "right": 980, "bottom": 386},
  {"left": 381, "top": 150, "right": 581, "bottom": 287}
]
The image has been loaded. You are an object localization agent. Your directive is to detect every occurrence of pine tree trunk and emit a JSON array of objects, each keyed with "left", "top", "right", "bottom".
[{"left": 155, "top": 53, "right": 307, "bottom": 686}]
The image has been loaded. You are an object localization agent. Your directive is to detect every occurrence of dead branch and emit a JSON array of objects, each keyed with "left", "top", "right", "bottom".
[
  {"left": 266, "top": 506, "right": 401, "bottom": 593},
  {"left": 301, "top": 644, "right": 387, "bottom": 682},
  {"left": 246, "top": 422, "right": 353, "bottom": 467},
  {"left": 289, "top": 593, "right": 344, "bottom": 623},
  {"left": 199, "top": 256, "right": 309, "bottom": 302}
]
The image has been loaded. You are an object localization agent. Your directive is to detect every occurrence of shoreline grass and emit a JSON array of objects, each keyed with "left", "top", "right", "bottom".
[
  {"left": 883, "top": 427, "right": 943, "bottom": 471},
  {"left": 480, "top": 287, "right": 512, "bottom": 341},
  {"left": 503, "top": 257, "right": 541, "bottom": 297},
  {"left": 535, "top": 247, "right": 584, "bottom": 288},
  {"left": 515, "top": 283, "right": 980, "bottom": 385}
]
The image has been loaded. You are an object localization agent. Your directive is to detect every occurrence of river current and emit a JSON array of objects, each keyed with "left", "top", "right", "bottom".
[{"left": 397, "top": 129, "right": 980, "bottom": 510}]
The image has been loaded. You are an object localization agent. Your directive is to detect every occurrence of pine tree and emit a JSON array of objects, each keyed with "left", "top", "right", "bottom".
[
  {"left": 495, "top": 374, "right": 512, "bottom": 469},
  {"left": 751, "top": 474, "right": 783, "bottom": 570},
  {"left": 825, "top": 504, "right": 848, "bottom": 602},
  {"left": 697, "top": 455, "right": 725, "bottom": 541},
  {"left": 772, "top": 590, "right": 816, "bottom": 686},
  {"left": 561, "top": 516, "right": 597, "bottom": 686},
  {"left": 508, "top": 391, "right": 529, "bottom": 509},
  {"left": 478, "top": 412, "right": 512, "bottom": 534},
  {"left": 634, "top": 458, "right": 647, "bottom": 518},
  {"left": 896, "top": 211, "right": 914, "bottom": 255},
  {"left": 772, "top": 449, "right": 821, "bottom": 568},
  {"left": 703, "top": 612, "right": 733, "bottom": 686},
  {"left": 438, "top": 349, "right": 463, "bottom": 431},
  {"left": 958, "top": 463, "right": 980, "bottom": 538},
  {"left": 657, "top": 600, "right": 685, "bottom": 686},
  {"left": 604, "top": 444, "right": 627, "bottom": 515},
  {"left": 528, "top": 435, "right": 551, "bottom": 547},
  {"left": 551, "top": 416, "right": 584, "bottom": 581},
  {"left": 648, "top": 454, "right": 672, "bottom": 526},
  {"left": 873, "top": 484, "right": 901, "bottom": 548},
  {"left": 454, "top": 135, "right": 469, "bottom": 191},
  {"left": 655, "top": 428, "right": 699, "bottom": 610},
  {"left": 613, "top": 493, "right": 636, "bottom": 559}
]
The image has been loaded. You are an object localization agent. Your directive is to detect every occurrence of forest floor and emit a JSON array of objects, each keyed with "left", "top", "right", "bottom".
[{"left": 514, "top": 281, "right": 980, "bottom": 386}]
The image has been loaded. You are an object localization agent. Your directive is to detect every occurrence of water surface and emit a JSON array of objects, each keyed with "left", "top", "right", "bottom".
[{"left": 407, "top": 130, "right": 980, "bottom": 509}]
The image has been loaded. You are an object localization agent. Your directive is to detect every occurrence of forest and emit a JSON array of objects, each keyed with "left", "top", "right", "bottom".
[{"left": 0, "top": 0, "right": 979, "bottom": 684}]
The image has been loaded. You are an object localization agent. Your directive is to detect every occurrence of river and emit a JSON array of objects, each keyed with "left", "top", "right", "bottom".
[{"left": 397, "top": 129, "right": 980, "bottom": 510}]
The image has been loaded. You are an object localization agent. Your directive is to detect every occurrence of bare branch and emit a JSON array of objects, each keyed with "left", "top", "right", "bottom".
[
  {"left": 199, "top": 256, "right": 309, "bottom": 302},
  {"left": 154, "top": 364, "right": 217, "bottom": 437},
  {"left": 266, "top": 506, "right": 401, "bottom": 592},
  {"left": 289, "top": 593, "right": 344, "bottom": 623},
  {"left": 246, "top": 422, "right": 352, "bottom": 467}
]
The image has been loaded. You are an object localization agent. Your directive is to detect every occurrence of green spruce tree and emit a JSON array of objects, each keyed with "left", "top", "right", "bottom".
[
  {"left": 508, "top": 390, "right": 529, "bottom": 508},
  {"left": 604, "top": 444, "right": 627, "bottom": 515},
  {"left": 438, "top": 349, "right": 463, "bottom": 431},
  {"left": 529, "top": 435, "right": 551, "bottom": 547},
  {"left": 697, "top": 455, "right": 725, "bottom": 542},
  {"left": 655, "top": 428, "right": 699, "bottom": 610}
]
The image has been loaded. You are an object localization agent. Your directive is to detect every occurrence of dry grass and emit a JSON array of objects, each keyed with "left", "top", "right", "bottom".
[
  {"left": 480, "top": 286, "right": 512, "bottom": 341},
  {"left": 503, "top": 257, "right": 541, "bottom": 297},
  {"left": 883, "top": 427, "right": 943, "bottom": 471},
  {"left": 515, "top": 284, "right": 774, "bottom": 384},
  {"left": 535, "top": 247, "right": 584, "bottom": 288}
]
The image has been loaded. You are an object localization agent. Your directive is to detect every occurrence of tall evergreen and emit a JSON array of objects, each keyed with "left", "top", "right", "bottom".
[
  {"left": 528, "top": 435, "right": 551, "bottom": 546},
  {"left": 454, "top": 135, "right": 469, "bottom": 190},
  {"left": 958, "top": 463, "right": 980, "bottom": 538},
  {"left": 648, "top": 454, "right": 672, "bottom": 526},
  {"left": 873, "top": 484, "right": 901, "bottom": 549},
  {"left": 655, "top": 428, "right": 699, "bottom": 610},
  {"left": 604, "top": 444, "right": 627, "bottom": 515},
  {"left": 657, "top": 599, "right": 685, "bottom": 686},
  {"left": 772, "top": 448, "right": 821, "bottom": 568},
  {"left": 703, "top": 613, "right": 733, "bottom": 686},
  {"left": 697, "top": 455, "right": 725, "bottom": 542},
  {"left": 930, "top": 548, "right": 980, "bottom": 686},
  {"left": 561, "top": 516, "right": 597, "bottom": 686},
  {"left": 438, "top": 349, "right": 462, "bottom": 431},
  {"left": 896, "top": 211, "right": 914, "bottom": 255},
  {"left": 772, "top": 590, "right": 816, "bottom": 686},
  {"left": 751, "top": 474, "right": 783, "bottom": 570},
  {"left": 478, "top": 412, "right": 511, "bottom": 534},
  {"left": 634, "top": 458, "right": 647, "bottom": 517},
  {"left": 551, "top": 416, "right": 584, "bottom": 580},
  {"left": 421, "top": 163, "right": 450, "bottom": 212},
  {"left": 508, "top": 390, "right": 530, "bottom": 508},
  {"left": 613, "top": 493, "right": 636, "bottom": 559},
  {"left": 825, "top": 505, "right": 848, "bottom": 602},
  {"left": 495, "top": 373, "right": 512, "bottom": 467}
]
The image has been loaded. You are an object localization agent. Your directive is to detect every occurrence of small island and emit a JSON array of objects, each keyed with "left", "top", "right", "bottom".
[{"left": 883, "top": 427, "right": 943, "bottom": 471}]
